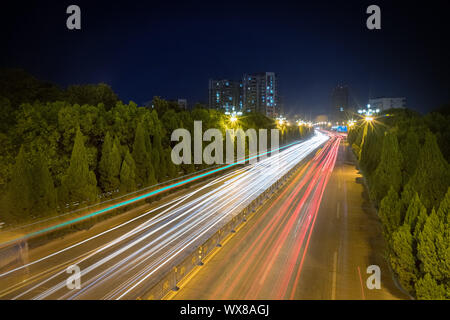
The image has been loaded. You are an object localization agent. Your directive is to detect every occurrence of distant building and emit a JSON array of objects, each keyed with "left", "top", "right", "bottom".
[
  {"left": 368, "top": 97, "right": 406, "bottom": 111},
  {"left": 208, "top": 79, "right": 242, "bottom": 113},
  {"left": 242, "top": 72, "right": 279, "bottom": 118},
  {"left": 331, "top": 85, "right": 349, "bottom": 121},
  {"left": 177, "top": 99, "right": 188, "bottom": 110}
]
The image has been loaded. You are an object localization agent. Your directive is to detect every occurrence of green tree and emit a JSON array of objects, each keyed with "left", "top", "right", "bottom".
[
  {"left": 359, "top": 125, "right": 384, "bottom": 175},
  {"left": 5, "top": 146, "right": 33, "bottom": 222},
  {"left": 415, "top": 273, "right": 447, "bottom": 300},
  {"left": 60, "top": 128, "right": 97, "bottom": 204},
  {"left": 413, "top": 206, "right": 428, "bottom": 240},
  {"left": 436, "top": 187, "right": 450, "bottom": 222},
  {"left": 409, "top": 131, "right": 450, "bottom": 210},
  {"left": 370, "top": 131, "right": 403, "bottom": 204},
  {"left": 132, "top": 122, "right": 156, "bottom": 187},
  {"left": 66, "top": 83, "right": 118, "bottom": 111},
  {"left": 404, "top": 193, "right": 427, "bottom": 232},
  {"left": 438, "top": 191, "right": 450, "bottom": 287},
  {"left": 400, "top": 182, "right": 417, "bottom": 215},
  {"left": 30, "top": 151, "right": 57, "bottom": 216},
  {"left": 417, "top": 210, "right": 446, "bottom": 281},
  {"left": 120, "top": 151, "right": 137, "bottom": 193},
  {"left": 152, "top": 130, "right": 163, "bottom": 181},
  {"left": 389, "top": 224, "right": 418, "bottom": 293},
  {"left": 99, "top": 132, "right": 122, "bottom": 192},
  {"left": 378, "top": 187, "right": 402, "bottom": 237},
  {"left": 400, "top": 129, "right": 420, "bottom": 183},
  {"left": 165, "top": 147, "right": 178, "bottom": 179}
]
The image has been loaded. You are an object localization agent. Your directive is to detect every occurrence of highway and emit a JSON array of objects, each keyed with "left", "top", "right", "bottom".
[
  {"left": 0, "top": 131, "right": 329, "bottom": 300},
  {"left": 171, "top": 135, "right": 408, "bottom": 300},
  {"left": 172, "top": 132, "right": 341, "bottom": 299}
]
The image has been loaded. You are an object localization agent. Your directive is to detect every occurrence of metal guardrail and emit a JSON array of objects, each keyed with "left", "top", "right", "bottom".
[{"left": 143, "top": 156, "right": 305, "bottom": 300}]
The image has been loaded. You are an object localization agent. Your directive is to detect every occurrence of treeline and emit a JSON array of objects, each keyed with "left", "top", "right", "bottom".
[
  {"left": 348, "top": 108, "right": 450, "bottom": 299},
  {"left": 0, "top": 69, "right": 312, "bottom": 225}
]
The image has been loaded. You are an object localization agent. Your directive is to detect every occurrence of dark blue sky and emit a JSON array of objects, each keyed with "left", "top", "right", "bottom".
[{"left": 2, "top": 0, "right": 449, "bottom": 116}]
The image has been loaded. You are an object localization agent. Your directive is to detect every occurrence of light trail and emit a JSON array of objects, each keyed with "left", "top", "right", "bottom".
[
  {"left": 0, "top": 131, "right": 329, "bottom": 300},
  {"left": 0, "top": 138, "right": 307, "bottom": 248},
  {"left": 193, "top": 132, "right": 341, "bottom": 300}
]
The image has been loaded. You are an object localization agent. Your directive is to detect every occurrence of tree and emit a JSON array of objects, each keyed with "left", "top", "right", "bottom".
[
  {"left": 400, "top": 182, "right": 417, "bottom": 215},
  {"left": 413, "top": 206, "right": 428, "bottom": 240},
  {"left": 415, "top": 273, "right": 447, "bottom": 300},
  {"left": 120, "top": 151, "right": 136, "bottom": 193},
  {"left": 66, "top": 83, "right": 118, "bottom": 111},
  {"left": 60, "top": 128, "right": 97, "bottom": 204},
  {"left": 404, "top": 192, "right": 427, "bottom": 232},
  {"left": 409, "top": 131, "right": 450, "bottom": 210},
  {"left": 99, "top": 132, "right": 121, "bottom": 192},
  {"left": 152, "top": 130, "right": 163, "bottom": 181},
  {"left": 378, "top": 187, "right": 402, "bottom": 237},
  {"left": 359, "top": 125, "right": 384, "bottom": 175},
  {"left": 370, "top": 131, "right": 403, "bottom": 204},
  {"left": 437, "top": 187, "right": 450, "bottom": 222},
  {"left": 132, "top": 122, "right": 156, "bottom": 187},
  {"left": 5, "top": 146, "right": 33, "bottom": 222},
  {"left": 389, "top": 224, "right": 418, "bottom": 293},
  {"left": 417, "top": 210, "right": 446, "bottom": 281},
  {"left": 165, "top": 147, "right": 178, "bottom": 179},
  {"left": 30, "top": 151, "right": 57, "bottom": 216},
  {"left": 437, "top": 191, "right": 450, "bottom": 287},
  {"left": 400, "top": 129, "right": 420, "bottom": 183}
]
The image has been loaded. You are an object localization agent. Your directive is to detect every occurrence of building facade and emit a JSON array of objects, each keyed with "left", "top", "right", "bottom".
[
  {"left": 242, "top": 72, "right": 279, "bottom": 118},
  {"left": 209, "top": 72, "right": 279, "bottom": 118},
  {"left": 208, "top": 79, "right": 243, "bottom": 114},
  {"left": 368, "top": 97, "right": 406, "bottom": 111}
]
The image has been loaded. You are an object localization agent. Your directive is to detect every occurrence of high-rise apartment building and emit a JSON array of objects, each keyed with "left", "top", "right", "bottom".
[
  {"left": 208, "top": 79, "right": 243, "bottom": 113},
  {"left": 242, "top": 72, "right": 279, "bottom": 118}
]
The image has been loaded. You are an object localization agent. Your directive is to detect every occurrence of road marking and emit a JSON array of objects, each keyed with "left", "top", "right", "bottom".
[
  {"left": 331, "top": 251, "right": 337, "bottom": 300},
  {"left": 336, "top": 202, "right": 340, "bottom": 219},
  {"left": 357, "top": 266, "right": 366, "bottom": 300}
]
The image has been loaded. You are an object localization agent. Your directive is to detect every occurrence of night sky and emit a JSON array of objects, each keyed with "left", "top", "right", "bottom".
[{"left": 1, "top": 0, "right": 449, "bottom": 116}]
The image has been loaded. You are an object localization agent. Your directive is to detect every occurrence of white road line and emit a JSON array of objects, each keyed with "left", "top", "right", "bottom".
[
  {"left": 336, "top": 202, "right": 340, "bottom": 219},
  {"left": 331, "top": 250, "right": 337, "bottom": 300}
]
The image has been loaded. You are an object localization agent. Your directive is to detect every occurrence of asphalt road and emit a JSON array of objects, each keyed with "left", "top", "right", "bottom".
[
  {"left": 0, "top": 131, "right": 329, "bottom": 300},
  {"left": 171, "top": 136, "right": 409, "bottom": 300}
]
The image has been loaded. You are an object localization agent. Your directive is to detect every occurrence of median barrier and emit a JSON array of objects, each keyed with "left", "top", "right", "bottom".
[{"left": 145, "top": 153, "right": 310, "bottom": 300}]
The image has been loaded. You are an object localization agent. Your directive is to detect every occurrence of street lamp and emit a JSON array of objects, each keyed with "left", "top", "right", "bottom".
[
  {"left": 365, "top": 116, "right": 374, "bottom": 122},
  {"left": 276, "top": 116, "right": 286, "bottom": 126}
]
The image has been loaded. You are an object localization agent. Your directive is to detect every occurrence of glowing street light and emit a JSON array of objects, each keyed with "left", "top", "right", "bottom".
[
  {"left": 365, "top": 116, "right": 374, "bottom": 122},
  {"left": 276, "top": 116, "right": 286, "bottom": 126}
]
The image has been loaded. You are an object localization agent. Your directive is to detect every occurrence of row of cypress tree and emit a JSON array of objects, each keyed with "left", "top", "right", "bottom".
[{"left": 348, "top": 108, "right": 450, "bottom": 299}]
